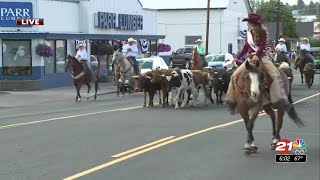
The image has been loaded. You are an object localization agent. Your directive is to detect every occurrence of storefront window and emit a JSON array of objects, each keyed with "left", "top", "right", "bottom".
[
  {"left": 44, "top": 40, "right": 55, "bottom": 74},
  {"left": 2, "top": 40, "right": 32, "bottom": 76},
  {"left": 56, "top": 40, "right": 66, "bottom": 73}
]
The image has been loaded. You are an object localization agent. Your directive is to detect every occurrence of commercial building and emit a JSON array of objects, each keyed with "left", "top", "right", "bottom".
[
  {"left": 0, "top": 0, "right": 164, "bottom": 90},
  {"left": 140, "top": 0, "right": 252, "bottom": 57}
]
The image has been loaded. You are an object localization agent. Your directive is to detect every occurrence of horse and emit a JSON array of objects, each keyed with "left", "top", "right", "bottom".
[
  {"left": 275, "top": 51, "right": 290, "bottom": 66},
  {"left": 278, "top": 62, "right": 293, "bottom": 103},
  {"left": 303, "top": 62, "right": 316, "bottom": 88},
  {"left": 65, "top": 55, "right": 99, "bottom": 102},
  {"left": 190, "top": 48, "right": 204, "bottom": 70},
  {"left": 112, "top": 50, "right": 136, "bottom": 97},
  {"left": 294, "top": 50, "right": 311, "bottom": 84},
  {"left": 233, "top": 60, "right": 304, "bottom": 155}
]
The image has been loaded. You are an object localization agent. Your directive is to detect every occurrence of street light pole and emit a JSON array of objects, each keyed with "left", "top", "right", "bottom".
[
  {"left": 275, "top": 0, "right": 280, "bottom": 45},
  {"left": 205, "top": 0, "right": 210, "bottom": 55}
]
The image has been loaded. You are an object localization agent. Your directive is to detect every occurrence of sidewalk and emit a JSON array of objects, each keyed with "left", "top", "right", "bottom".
[{"left": 0, "top": 83, "right": 117, "bottom": 107}]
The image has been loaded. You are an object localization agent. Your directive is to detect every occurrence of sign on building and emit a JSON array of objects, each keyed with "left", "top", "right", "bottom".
[
  {"left": 94, "top": 12, "right": 143, "bottom": 31},
  {"left": 0, "top": 2, "right": 33, "bottom": 27}
]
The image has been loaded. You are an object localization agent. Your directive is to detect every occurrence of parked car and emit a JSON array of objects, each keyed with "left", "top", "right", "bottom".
[
  {"left": 90, "top": 55, "right": 99, "bottom": 67},
  {"left": 205, "top": 53, "right": 235, "bottom": 70},
  {"left": 310, "top": 47, "right": 320, "bottom": 74},
  {"left": 169, "top": 48, "right": 193, "bottom": 69},
  {"left": 137, "top": 56, "right": 169, "bottom": 75}
]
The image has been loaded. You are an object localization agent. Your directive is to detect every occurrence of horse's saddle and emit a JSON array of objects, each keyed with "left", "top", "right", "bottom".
[{"left": 126, "top": 58, "right": 135, "bottom": 66}]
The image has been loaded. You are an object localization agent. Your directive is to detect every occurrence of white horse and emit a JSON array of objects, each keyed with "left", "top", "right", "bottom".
[{"left": 112, "top": 50, "right": 135, "bottom": 97}]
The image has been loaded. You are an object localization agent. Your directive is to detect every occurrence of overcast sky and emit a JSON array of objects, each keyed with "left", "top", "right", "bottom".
[{"left": 280, "top": 0, "right": 313, "bottom": 5}]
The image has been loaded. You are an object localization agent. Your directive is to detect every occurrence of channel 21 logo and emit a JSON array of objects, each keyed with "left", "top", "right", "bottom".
[{"left": 275, "top": 139, "right": 307, "bottom": 155}]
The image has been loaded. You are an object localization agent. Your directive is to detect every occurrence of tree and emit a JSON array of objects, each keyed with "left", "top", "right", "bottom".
[
  {"left": 309, "top": 38, "right": 320, "bottom": 47},
  {"left": 297, "top": 0, "right": 305, "bottom": 11},
  {"left": 256, "top": 0, "right": 299, "bottom": 39},
  {"left": 249, "top": 0, "right": 262, "bottom": 12},
  {"left": 308, "top": 1, "right": 317, "bottom": 15}
]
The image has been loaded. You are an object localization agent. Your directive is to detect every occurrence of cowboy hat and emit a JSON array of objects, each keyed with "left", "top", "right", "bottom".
[
  {"left": 302, "top": 38, "right": 309, "bottom": 42},
  {"left": 127, "top": 38, "right": 136, "bottom": 42},
  {"left": 242, "top": 13, "right": 264, "bottom": 24},
  {"left": 278, "top": 38, "right": 286, "bottom": 42},
  {"left": 195, "top": 39, "right": 203, "bottom": 43}
]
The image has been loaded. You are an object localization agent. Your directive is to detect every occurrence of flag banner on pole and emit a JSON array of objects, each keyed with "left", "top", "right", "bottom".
[{"left": 139, "top": 39, "right": 149, "bottom": 54}]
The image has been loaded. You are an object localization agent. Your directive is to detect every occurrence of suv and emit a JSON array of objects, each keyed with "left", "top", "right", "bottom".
[{"left": 169, "top": 48, "right": 192, "bottom": 69}]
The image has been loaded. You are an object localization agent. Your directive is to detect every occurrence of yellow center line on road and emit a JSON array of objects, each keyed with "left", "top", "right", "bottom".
[
  {"left": 111, "top": 136, "right": 176, "bottom": 158},
  {"left": 0, "top": 106, "right": 142, "bottom": 130},
  {"left": 63, "top": 93, "right": 320, "bottom": 180}
]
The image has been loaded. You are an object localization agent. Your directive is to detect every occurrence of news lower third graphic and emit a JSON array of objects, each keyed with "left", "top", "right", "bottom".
[
  {"left": 275, "top": 139, "right": 307, "bottom": 163},
  {"left": 16, "top": 18, "right": 44, "bottom": 26}
]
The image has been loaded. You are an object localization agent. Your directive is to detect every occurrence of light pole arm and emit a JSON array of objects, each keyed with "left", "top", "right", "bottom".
[{"left": 205, "top": 0, "right": 210, "bottom": 55}]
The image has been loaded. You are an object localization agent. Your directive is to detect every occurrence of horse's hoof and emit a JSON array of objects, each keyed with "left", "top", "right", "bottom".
[
  {"left": 243, "top": 148, "right": 251, "bottom": 155},
  {"left": 77, "top": 99, "right": 81, "bottom": 102},
  {"left": 143, "top": 104, "right": 146, "bottom": 107},
  {"left": 270, "top": 143, "right": 276, "bottom": 150},
  {"left": 250, "top": 146, "right": 258, "bottom": 153}
]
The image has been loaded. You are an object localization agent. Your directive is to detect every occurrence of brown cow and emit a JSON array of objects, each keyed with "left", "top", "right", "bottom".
[
  {"left": 150, "top": 69, "right": 171, "bottom": 107},
  {"left": 132, "top": 71, "right": 162, "bottom": 107},
  {"left": 190, "top": 70, "right": 214, "bottom": 104}
]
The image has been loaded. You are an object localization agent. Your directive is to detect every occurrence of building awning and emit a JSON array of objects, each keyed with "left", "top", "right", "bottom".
[{"left": 0, "top": 32, "right": 165, "bottom": 40}]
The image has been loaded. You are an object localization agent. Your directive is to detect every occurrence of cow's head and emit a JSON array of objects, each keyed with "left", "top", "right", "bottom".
[
  {"left": 131, "top": 75, "right": 142, "bottom": 92},
  {"left": 151, "top": 69, "right": 166, "bottom": 83}
]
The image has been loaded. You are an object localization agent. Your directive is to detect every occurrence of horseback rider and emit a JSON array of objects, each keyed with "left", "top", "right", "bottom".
[
  {"left": 295, "top": 38, "right": 314, "bottom": 69},
  {"left": 301, "top": 38, "right": 314, "bottom": 64},
  {"left": 194, "top": 39, "right": 208, "bottom": 67},
  {"left": 122, "top": 38, "right": 140, "bottom": 75},
  {"left": 225, "top": 13, "right": 290, "bottom": 114},
  {"left": 275, "top": 38, "right": 290, "bottom": 63},
  {"left": 75, "top": 43, "right": 96, "bottom": 81}
]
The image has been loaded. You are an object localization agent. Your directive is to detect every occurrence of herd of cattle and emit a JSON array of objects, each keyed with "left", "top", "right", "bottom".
[{"left": 117, "top": 66, "right": 235, "bottom": 109}]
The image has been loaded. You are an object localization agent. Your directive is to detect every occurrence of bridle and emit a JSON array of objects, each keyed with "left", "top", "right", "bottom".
[{"left": 66, "top": 57, "right": 86, "bottom": 80}]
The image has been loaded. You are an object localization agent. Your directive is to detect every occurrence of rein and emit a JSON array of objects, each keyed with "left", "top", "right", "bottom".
[
  {"left": 120, "top": 62, "right": 132, "bottom": 74},
  {"left": 68, "top": 59, "right": 86, "bottom": 80},
  {"left": 234, "top": 75, "right": 251, "bottom": 98}
]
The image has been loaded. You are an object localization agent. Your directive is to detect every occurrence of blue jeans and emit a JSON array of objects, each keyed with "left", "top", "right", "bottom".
[
  {"left": 81, "top": 60, "right": 95, "bottom": 77},
  {"left": 306, "top": 53, "right": 314, "bottom": 64},
  {"left": 127, "top": 56, "right": 140, "bottom": 74}
]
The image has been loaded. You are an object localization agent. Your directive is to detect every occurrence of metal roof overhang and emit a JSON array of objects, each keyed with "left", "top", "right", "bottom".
[{"left": 0, "top": 32, "right": 165, "bottom": 40}]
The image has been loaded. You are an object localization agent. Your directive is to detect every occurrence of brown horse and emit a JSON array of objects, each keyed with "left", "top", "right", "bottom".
[
  {"left": 66, "top": 55, "right": 99, "bottom": 102},
  {"left": 294, "top": 50, "right": 311, "bottom": 84},
  {"left": 190, "top": 48, "right": 204, "bottom": 70},
  {"left": 233, "top": 60, "right": 304, "bottom": 155}
]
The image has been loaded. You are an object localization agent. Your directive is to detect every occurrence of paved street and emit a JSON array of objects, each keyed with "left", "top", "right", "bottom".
[{"left": 0, "top": 70, "right": 319, "bottom": 180}]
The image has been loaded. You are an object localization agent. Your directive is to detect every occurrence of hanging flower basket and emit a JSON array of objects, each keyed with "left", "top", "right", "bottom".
[
  {"left": 36, "top": 43, "right": 54, "bottom": 57},
  {"left": 158, "top": 43, "right": 171, "bottom": 52}
]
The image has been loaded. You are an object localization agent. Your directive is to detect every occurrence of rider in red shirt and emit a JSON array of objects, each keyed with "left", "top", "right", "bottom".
[{"left": 225, "top": 13, "right": 291, "bottom": 114}]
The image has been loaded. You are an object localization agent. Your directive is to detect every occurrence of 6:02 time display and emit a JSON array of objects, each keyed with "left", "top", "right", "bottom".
[{"left": 275, "top": 154, "right": 307, "bottom": 163}]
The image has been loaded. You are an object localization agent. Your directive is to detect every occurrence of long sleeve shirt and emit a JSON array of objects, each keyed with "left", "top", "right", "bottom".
[
  {"left": 275, "top": 43, "right": 287, "bottom": 52},
  {"left": 300, "top": 43, "right": 311, "bottom": 51},
  {"left": 194, "top": 45, "right": 205, "bottom": 55},
  {"left": 75, "top": 49, "right": 88, "bottom": 62},
  {"left": 237, "top": 30, "right": 267, "bottom": 60},
  {"left": 122, "top": 44, "right": 138, "bottom": 57}
]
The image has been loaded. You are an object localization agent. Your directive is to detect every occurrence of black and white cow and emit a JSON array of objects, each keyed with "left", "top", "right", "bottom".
[{"left": 169, "top": 69, "right": 198, "bottom": 109}]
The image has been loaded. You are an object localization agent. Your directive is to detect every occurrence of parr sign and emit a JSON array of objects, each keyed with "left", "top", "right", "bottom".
[
  {"left": 94, "top": 12, "right": 143, "bottom": 31},
  {"left": 0, "top": 2, "right": 33, "bottom": 27}
]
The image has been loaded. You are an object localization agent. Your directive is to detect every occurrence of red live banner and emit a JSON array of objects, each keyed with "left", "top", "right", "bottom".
[{"left": 16, "top": 19, "right": 44, "bottom": 26}]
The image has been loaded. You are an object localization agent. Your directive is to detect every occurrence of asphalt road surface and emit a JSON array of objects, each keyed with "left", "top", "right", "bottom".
[{"left": 0, "top": 70, "right": 319, "bottom": 180}]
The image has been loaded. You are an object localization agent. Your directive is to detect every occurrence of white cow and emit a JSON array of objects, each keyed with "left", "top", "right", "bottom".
[{"left": 170, "top": 69, "right": 199, "bottom": 109}]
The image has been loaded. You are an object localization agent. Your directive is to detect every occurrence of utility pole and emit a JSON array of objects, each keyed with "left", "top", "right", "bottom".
[
  {"left": 205, "top": 0, "right": 210, "bottom": 55},
  {"left": 275, "top": 0, "right": 280, "bottom": 45}
]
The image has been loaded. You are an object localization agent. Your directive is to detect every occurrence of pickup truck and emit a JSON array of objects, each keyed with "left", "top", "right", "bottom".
[{"left": 169, "top": 48, "right": 193, "bottom": 69}]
